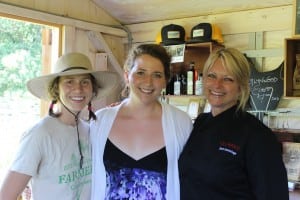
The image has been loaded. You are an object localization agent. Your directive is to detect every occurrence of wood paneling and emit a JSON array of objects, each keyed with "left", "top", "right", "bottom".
[
  {"left": 1, "top": 1, "right": 299, "bottom": 108},
  {"left": 126, "top": 5, "right": 297, "bottom": 108},
  {"left": 127, "top": 6, "right": 292, "bottom": 44},
  {"left": 0, "top": 0, "right": 120, "bottom": 26}
]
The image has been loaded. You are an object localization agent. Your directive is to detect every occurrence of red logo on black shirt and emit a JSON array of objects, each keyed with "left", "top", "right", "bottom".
[{"left": 219, "top": 141, "right": 240, "bottom": 155}]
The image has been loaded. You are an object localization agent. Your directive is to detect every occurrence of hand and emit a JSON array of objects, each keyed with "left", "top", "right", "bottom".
[
  {"left": 107, "top": 102, "right": 121, "bottom": 107},
  {"left": 21, "top": 186, "right": 31, "bottom": 200}
]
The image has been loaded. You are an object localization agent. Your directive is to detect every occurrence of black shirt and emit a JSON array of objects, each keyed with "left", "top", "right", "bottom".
[{"left": 179, "top": 106, "right": 289, "bottom": 200}]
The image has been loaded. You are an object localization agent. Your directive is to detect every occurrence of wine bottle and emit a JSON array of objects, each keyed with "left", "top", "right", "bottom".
[
  {"left": 187, "top": 61, "right": 195, "bottom": 95},
  {"left": 195, "top": 73, "right": 203, "bottom": 95},
  {"left": 174, "top": 74, "right": 181, "bottom": 95}
]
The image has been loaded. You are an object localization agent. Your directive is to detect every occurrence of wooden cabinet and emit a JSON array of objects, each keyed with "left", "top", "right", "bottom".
[
  {"left": 182, "top": 42, "right": 215, "bottom": 72},
  {"left": 163, "top": 42, "right": 222, "bottom": 118},
  {"left": 290, "top": 189, "right": 300, "bottom": 200},
  {"left": 168, "top": 42, "right": 220, "bottom": 84},
  {"left": 284, "top": 38, "right": 300, "bottom": 98},
  {"left": 165, "top": 41, "right": 222, "bottom": 95}
]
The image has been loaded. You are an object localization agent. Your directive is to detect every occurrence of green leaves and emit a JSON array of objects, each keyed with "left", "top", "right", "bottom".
[{"left": 0, "top": 17, "right": 42, "bottom": 96}]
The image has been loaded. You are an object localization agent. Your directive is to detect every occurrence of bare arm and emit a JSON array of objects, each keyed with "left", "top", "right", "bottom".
[{"left": 0, "top": 171, "right": 31, "bottom": 200}]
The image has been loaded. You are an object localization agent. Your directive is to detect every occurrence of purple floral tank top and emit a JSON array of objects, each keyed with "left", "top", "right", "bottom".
[{"left": 104, "top": 139, "right": 167, "bottom": 199}]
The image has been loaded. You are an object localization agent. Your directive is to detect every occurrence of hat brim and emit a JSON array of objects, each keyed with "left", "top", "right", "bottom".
[
  {"left": 186, "top": 38, "right": 212, "bottom": 44},
  {"left": 162, "top": 40, "right": 185, "bottom": 46},
  {"left": 27, "top": 69, "right": 120, "bottom": 101}
]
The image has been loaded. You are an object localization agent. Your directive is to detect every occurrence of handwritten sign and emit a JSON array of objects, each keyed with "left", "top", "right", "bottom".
[{"left": 249, "top": 62, "right": 284, "bottom": 111}]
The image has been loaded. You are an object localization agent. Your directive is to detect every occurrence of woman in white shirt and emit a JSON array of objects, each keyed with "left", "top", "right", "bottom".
[{"left": 90, "top": 44, "right": 193, "bottom": 200}]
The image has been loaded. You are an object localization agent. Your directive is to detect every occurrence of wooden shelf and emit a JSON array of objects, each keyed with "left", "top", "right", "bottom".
[
  {"left": 273, "top": 129, "right": 300, "bottom": 143},
  {"left": 164, "top": 95, "right": 207, "bottom": 119},
  {"left": 181, "top": 42, "right": 222, "bottom": 72},
  {"left": 164, "top": 42, "right": 222, "bottom": 117},
  {"left": 167, "top": 42, "right": 222, "bottom": 95},
  {"left": 166, "top": 95, "right": 206, "bottom": 106},
  {"left": 290, "top": 189, "right": 300, "bottom": 200},
  {"left": 166, "top": 94, "right": 206, "bottom": 98}
]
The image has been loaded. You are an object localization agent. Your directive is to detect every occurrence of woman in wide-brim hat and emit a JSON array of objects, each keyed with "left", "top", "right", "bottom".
[{"left": 0, "top": 52, "right": 119, "bottom": 200}]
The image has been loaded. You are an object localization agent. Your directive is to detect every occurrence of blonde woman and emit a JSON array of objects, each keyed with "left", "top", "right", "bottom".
[{"left": 179, "top": 48, "right": 289, "bottom": 199}]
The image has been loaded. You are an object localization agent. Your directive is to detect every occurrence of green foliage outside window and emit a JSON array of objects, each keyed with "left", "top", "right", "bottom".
[{"left": 0, "top": 17, "right": 42, "bottom": 96}]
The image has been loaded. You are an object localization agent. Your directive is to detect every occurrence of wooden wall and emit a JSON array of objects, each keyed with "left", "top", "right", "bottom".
[
  {"left": 1, "top": 1, "right": 300, "bottom": 110},
  {"left": 127, "top": 6, "right": 292, "bottom": 70},
  {"left": 0, "top": 0, "right": 120, "bottom": 26},
  {"left": 126, "top": 5, "right": 300, "bottom": 109},
  {"left": 0, "top": 0, "right": 128, "bottom": 68},
  {"left": 0, "top": 1, "right": 127, "bottom": 110}
]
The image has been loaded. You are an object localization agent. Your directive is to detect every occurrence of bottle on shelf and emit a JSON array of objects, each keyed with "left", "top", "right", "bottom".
[
  {"left": 180, "top": 73, "right": 187, "bottom": 95},
  {"left": 166, "top": 74, "right": 175, "bottom": 95},
  {"left": 194, "top": 69, "right": 198, "bottom": 90},
  {"left": 187, "top": 61, "right": 195, "bottom": 95},
  {"left": 174, "top": 74, "right": 181, "bottom": 95},
  {"left": 195, "top": 73, "right": 203, "bottom": 95}
]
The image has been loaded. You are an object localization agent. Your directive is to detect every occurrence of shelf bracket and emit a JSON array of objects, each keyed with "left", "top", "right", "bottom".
[
  {"left": 87, "top": 31, "right": 125, "bottom": 87},
  {"left": 242, "top": 32, "right": 283, "bottom": 72}
]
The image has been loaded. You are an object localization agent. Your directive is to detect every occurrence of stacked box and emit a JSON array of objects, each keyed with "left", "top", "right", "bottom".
[{"left": 282, "top": 142, "right": 300, "bottom": 181}]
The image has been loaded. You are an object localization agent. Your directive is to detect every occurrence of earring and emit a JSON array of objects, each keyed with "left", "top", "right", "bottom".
[
  {"left": 88, "top": 101, "right": 96, "bottom": 120},
  {"left": 160, "top": 89, "right": 166, "bottom": 102},
  {"left": 48, "top": 99, "right": 58, "bottom": 117},
  {"left": 121, "top": 85, "right": 130, "bottom": 98}
]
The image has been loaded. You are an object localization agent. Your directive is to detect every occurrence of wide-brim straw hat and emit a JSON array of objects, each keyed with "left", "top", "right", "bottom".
[{"left": 27, "top": 52, "right": 119, "bottom": 101}]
